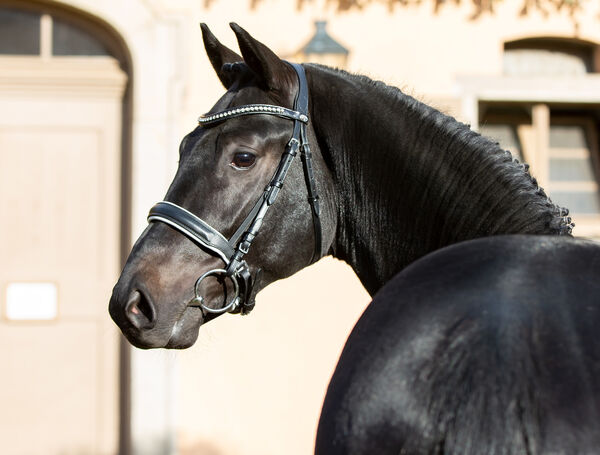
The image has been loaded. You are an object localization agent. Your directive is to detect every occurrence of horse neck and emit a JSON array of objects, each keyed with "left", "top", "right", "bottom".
[{"left": 307, "top": 65, "right": 571, "bottom": 295}]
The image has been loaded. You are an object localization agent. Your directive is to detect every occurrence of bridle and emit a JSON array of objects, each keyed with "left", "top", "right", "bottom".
[{"left": 147, "top": 62, "right": 322, "bottom": 316}]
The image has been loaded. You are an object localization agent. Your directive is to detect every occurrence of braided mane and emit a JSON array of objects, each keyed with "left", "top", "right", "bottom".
[
  {"left": 307, "top": 65, "right": 573, "bottom": 293},
  {"left": 397, "top": 83, "right": 571, "bottom": 232}
]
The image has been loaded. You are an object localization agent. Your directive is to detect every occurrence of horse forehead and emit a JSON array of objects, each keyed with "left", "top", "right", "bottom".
[
  {"left": 228, "top": 84, "right": 272, "bottom": 106},
  {"left": 221, "top": 115, "right": 290, "bottom": 138},
  {"left": 201, "top": 88, "right": 269, "bottom": 123}
]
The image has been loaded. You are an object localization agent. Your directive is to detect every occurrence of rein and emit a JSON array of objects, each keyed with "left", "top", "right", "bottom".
[{"left": 147, "top": 62, "right": 322, "bottom": 316}]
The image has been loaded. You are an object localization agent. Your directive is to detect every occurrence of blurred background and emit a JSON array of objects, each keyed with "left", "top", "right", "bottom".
[{"left": 1, "top": 0, "right": 599, "bottom": 454}]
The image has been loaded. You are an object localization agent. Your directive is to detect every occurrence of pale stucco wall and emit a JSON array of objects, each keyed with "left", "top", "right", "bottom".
[{"left": 33, "top": 0, "right": 600, "bottom": 453}]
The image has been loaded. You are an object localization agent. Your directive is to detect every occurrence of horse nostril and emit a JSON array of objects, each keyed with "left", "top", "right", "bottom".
[{"left": 125, "top": 289, "right": 156, "bottom": 330}]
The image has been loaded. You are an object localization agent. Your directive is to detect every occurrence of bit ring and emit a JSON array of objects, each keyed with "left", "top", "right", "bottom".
[{"left": 188, "top": 268, "right": 240, "bottom": 314}]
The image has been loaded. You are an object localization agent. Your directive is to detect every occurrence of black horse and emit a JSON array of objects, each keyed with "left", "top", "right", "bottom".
[{"left": 110, "top": 24, "right": 600, "bottom": 454}]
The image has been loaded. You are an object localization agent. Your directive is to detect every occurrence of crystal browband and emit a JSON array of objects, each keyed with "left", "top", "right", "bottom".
[{"left": 198, "top": 103, "right": 309, "bottom": 125}]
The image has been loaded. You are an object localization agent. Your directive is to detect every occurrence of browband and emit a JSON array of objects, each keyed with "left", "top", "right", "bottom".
[{"left": 199, "top": 104, "right": 308, "bottom": 125}]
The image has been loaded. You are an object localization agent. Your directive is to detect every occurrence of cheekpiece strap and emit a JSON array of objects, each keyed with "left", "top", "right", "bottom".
[{"left": 199, "top": 104, "right": 308, "bottom": 125}]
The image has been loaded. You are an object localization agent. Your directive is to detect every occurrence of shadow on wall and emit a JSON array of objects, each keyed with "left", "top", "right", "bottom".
[{"left": 205, "top": 0, "right": 583, "bottom": 22}]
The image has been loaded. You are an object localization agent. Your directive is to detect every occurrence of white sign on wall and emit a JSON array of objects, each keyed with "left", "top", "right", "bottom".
[{"left": 5, "top": 282, "right": 58, "bottom": 320}]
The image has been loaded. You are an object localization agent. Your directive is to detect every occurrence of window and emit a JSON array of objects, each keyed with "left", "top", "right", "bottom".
[
  {"left": 480, "top": 103, "right": 600, "bottom": 237},
  {"left": 479, "top": 123, "right": 523, "bottom": 162},
  {"left": 0, "top": 9, "right": 40, "bottom": 55},
  {"left": 0, "top": 6, "right": 113, "bottom": 57},
  {"left": 52, "top": 16, "right": 111, "bottom": 56},
  {"left": 504, "top": 38, "right": 596, "bottom": 76},
  {"left": 548, "top": 121, "right": 600, "bottom": 214},
  {"left": 479, "top": 105, "right": 530, "bottom": 162}
]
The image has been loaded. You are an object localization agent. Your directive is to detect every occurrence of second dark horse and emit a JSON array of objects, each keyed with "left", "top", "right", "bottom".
[{"left": 110, "top": 24, "right": 600, "bottom": 454}]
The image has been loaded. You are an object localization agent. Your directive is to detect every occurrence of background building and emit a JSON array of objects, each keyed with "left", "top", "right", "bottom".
[{"left": 1, "top": 0, "right": 599, "bottom": 454}]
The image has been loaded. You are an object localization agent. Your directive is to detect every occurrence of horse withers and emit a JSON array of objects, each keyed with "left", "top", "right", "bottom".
[{"left": 110, "top": 23, "right": 600, "bottom": 454}]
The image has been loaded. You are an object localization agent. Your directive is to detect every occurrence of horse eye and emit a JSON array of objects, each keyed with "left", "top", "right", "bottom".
[{"left": 231, "top": 151, "right": 256, "bottom": 170}]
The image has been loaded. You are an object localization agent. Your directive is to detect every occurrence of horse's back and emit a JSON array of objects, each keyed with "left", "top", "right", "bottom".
[{"left": 316, "top": 235, "right": 600, "bottom": 455}]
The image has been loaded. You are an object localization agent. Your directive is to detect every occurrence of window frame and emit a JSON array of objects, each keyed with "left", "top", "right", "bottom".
[
  {"left": 548, "top": 116, "right": 600, "bottom": 234},
  {"left": 479, "top": 102, "right": 600, "bottom": 238},
  {"left": 0, "top": 3, "right": 124, "bottom": 62}
]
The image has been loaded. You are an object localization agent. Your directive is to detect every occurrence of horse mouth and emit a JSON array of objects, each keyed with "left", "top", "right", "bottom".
[
  {"left": 110, "top": 261, "right": 232, "bottom": 349},
  {"left": 114, "top": 297, "right": 205, "bottom": 349},
  {"left": 165, "top": 306, "right": 205, "bottom": 349}
]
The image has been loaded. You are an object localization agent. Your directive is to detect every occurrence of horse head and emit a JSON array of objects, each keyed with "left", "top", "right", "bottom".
[{"left": 109, "top": 23, "right": 335, "bottom": 349}]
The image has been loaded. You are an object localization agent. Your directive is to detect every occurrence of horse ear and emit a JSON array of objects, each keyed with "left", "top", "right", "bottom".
[
  {"left": 200, "top": 23, "right": 243, "bottom": 89},
  {"left": 229, "top": 22, "right": 294, "bottom": 92}
]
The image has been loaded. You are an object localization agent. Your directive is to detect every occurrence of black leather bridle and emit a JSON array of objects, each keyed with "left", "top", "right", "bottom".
[{"left": 147, "top": 62, "right": 322, "bottom": 316}]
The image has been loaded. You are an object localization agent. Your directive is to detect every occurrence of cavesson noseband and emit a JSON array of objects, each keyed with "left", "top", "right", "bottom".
[{"left": 147, "top": 63, "right": 322, "bottom": 316}]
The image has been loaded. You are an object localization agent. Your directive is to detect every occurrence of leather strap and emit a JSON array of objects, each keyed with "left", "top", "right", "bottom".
[
  {"left": 300, "top": 131, "right": 322, "bottom": 263},
  {"left": 290, "top": 62, "right": 322, "bottom": 263},
  {"left": 148, "top": 201, "right": 235, "bottom": 264},
  {"left": 199, "top": 104, "right": 308, "bottom": 125}
]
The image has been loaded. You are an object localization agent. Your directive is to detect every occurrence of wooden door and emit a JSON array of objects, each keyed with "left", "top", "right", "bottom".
[{"left": 0, "top": 56, "right": 126, "bottom": 455}]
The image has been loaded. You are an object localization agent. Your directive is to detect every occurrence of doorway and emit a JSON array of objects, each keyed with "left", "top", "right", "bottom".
[{"left": 0, "top": 4, "right": 130, "bottom": 454}]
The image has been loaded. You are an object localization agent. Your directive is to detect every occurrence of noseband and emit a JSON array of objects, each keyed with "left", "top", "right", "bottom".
[{"left": 147, "top": 63, "right": 322, "bottom": 316}]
